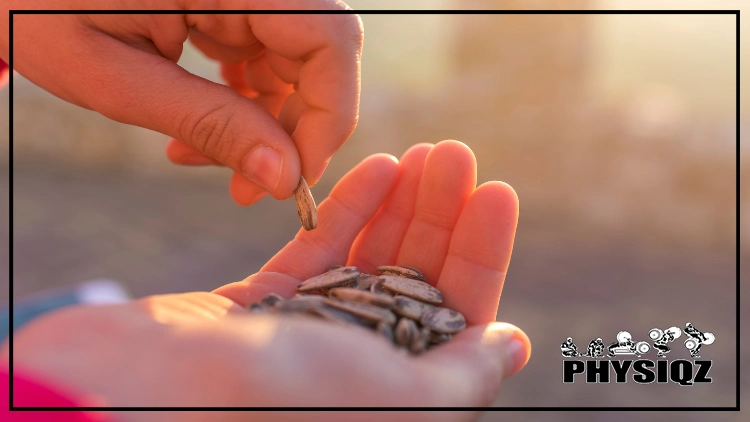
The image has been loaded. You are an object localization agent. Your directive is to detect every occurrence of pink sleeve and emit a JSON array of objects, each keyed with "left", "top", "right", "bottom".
[
  {"left": 0, "top": 59, "right": 10, "bottom": 87},
  {"left": 2, "top": 367, "right": 119, "bottom": 422}
]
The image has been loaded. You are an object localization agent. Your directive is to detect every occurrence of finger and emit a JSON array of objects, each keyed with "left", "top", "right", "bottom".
[
  {"left": 243, "top": 54, "right": 296, "bottom": 118},
  {"left": 189, "top": 29, "right": 294, "bottom": 118},
  {"left": 265, "top": 50, "right": 303, "bottom": 85},
  {"left": 348, "top": 143, "right": 433, "bottom": 273},
  {"left": 213, "top": 271, "right": 300, "bottom": 308},
  {"left": 189, "top": 28, "right": 263, "bottom": 65},
  {"left": 229, "top": 171, "right": 268, "bottom": 207},
  {"left": 276, "top": 92, "right": 307, "bottom": 138},
  {"left": 262, "top": 153, "right": 398, "bottom": 278},
  {"left": 220, "top": 61, "right": 256, "bottom": 96},
  {"left": 57, "top": 28, "right": 302, "bottom": 199},
  {"left": 215, "top": 154, "right": 399, "bottom": 305},
  {"left": 135, "top": 292, "right": 248, "bottom": 325},
  {"left": 438, "top": 182, "right": 520, "bottom": 324},
  {"left": 166, "top": 138, "right": 222, "bottom": 166},
  {"left": 396, "top": 141, "right": 477, "bottom": 285},
  {"left": 182, "top": 10, "right": 363, "bottom": 185},
  {"left": 244, "top": 12, "right": 364, "bottom": 185},
  {"left": 418, "top": 323, "right": 531, "bottom": 406}
]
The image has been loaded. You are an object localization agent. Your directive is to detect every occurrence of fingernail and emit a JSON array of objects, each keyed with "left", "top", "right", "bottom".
[
  {"left": 242, "top": 146, "right": 283, "bottom": 194},
  {"left": 505, "top": 338, "right": 528, "bottom": 377}
]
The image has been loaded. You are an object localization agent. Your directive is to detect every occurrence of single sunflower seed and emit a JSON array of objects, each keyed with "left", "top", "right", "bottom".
[
  {"left": 354, "top": 273, "right": 380, "bottom": 291},
  {"left": 392, "top": 295, "right": 436, "bottom": 321},
  {"left": 247, "top": 302, "right": 268, "bottom": 313},
  {"left": 370, "top": 278, "right": 395, "bottom": 297},
  {"left": 259, "top": 293, "right": 284, "bottom": 309},
  {"left": 326, "top": 298, "right": 397, "bottom": 325},
  {"left": 379, "top": 275, "right": 443, "bottom": 304},
  {"left": 410, "top": 326, "right": 431, "bottom": 354},
  {"left": 297, "top": 266, "right": 360, "bottom": 292},
  {"left": 376, "top": 321, "right": 395, "bottom": 343},
  {"left": 395, "top": 317, "right": 418, "bottom": 347},
  {"left": 420, "top": 307, "right": 467, "bottom": 334},
  {"left": 429, "top": 332, "right": 453, "bottom": 345},
  {"left": 310, "top": 304, "right": 374, "bottom": 328},
  {"left": 277, "top": 295, "right": 326, "bottom": 313},
  {"left": 377, "top": 265, "right": 425, "bottom": 281},
  {"left": 329, "top": 287, "right": 395, "bottom": 308},
  {"left": 294, "top": 176, "right": 318, "bottom": 231}
]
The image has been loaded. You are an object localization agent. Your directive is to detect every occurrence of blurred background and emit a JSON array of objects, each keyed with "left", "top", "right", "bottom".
[{"left": 2, "top": 0, "right": 745, "bottom": 419}]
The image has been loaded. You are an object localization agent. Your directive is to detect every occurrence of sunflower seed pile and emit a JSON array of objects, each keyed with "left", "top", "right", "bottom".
[{"left": 246, "top": 265, "right": 466, "bottom": 355}]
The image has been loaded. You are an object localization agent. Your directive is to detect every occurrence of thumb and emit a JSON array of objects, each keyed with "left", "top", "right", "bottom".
[
  {"left": 417, "top": 323, "right": 531, "bottom": 406},
  {"left": 72, "top": 30, "right": 302, "bottom": 199}
]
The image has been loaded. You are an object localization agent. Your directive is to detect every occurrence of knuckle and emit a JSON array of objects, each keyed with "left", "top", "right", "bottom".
[{"left": 179, "top": 101, "right": 237, "bottom": 163}]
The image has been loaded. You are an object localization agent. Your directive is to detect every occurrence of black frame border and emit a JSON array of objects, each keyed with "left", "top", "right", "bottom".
[{"left": 7, "top": 8, "right": 740, "bottom": 412}]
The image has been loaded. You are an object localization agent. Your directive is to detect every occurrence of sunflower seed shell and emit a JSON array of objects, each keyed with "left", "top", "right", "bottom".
[
  {"left": 297, "top": 266, "right": 360, "bottom": 292},
  {"left": 379, "top": 275, "right": 443, "bottom": 304},
  {"left": 377, "top": 265, "right": 425, "bottom": 281},
  {"left": 329, "top": 287, "right": 395, "bottom": 308},
  {"left": 392, "top": 295, "right": 436, "bottom": 320},
  {"left": 326, "top": 298, "right": 397, "bottom": 325},
  {"left": 395, "top": 318, "right": 418, "bottom": 347},
  {"left": 294, "top": 176, "right": 318, "bottom": 231},
  {"left": 420, "top": 308, "right": 466, "bottom": 334}
]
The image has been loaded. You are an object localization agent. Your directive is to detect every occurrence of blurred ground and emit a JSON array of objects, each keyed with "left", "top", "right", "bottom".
[{"left": 2, "top": 1, "right": 746, "bottom": 419}]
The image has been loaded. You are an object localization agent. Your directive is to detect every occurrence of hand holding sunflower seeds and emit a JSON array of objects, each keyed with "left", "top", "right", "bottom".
[{"left": 245, "top": 265, "right": 466, "bottom": 355}]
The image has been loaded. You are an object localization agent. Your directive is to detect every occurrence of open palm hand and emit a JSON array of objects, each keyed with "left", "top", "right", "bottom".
[{"left": 8, "top": 141, "right": 529, "bottom": 422}]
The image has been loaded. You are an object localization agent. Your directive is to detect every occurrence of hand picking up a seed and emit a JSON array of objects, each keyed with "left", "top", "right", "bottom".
[{"left": 6, "top": 141, "right": 530, "bottom": 419}]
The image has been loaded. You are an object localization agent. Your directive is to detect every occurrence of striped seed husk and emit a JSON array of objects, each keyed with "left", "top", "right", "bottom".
[
  {"left": 377, "top": 265, "right": 425, "bottom": 281},
  {"left": 355, "top": 273, "right": 380, "bottom": 291},
  {"left": 392, "top": 295, "right": 436, "bottom": 320},
  {"left": 325, "top": 298, "right": 397, "bottom": 325},
  {"left": 294, "top": 176, "right": 318, "bottom": 231},
  {"left": 370, "top": 278, "right": 395, "bottom": 297},
  {"left": 376, "top": 321, "right": 395, "bottom": 343},
  {"left": 429, "top": 332, "right": 453, "bottom": 345},
  {"left": 420, "top": 307, "right": 467, "bottom": 334},
  {"left": 260, "top": 293, "right": 284, "bottom": 309},
  {"left": 247, "top": 302, "right": 268, "bottom": 313},
  {"left": 395, "top": 317, "right": 418, "bottom": 347},
  {"left": 310, "top": 303, "right": 374, "bottom": 329},
  {"left": 379, "top": 275, "right": 443, "bottom": 304},
  {"left": 297, "top": 266, "right": 360, "bottom": 292},
  {"left": 329, "top": 287, "right": 395, "bottom": 308},
  {"left": 410, "top": 326, "right": 431, "bottom": 354}
]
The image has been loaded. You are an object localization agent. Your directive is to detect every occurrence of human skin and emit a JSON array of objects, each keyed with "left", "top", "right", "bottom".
[
  {"left": 0, "top": 0, "right": 363, "bottom": 205},
  {"left": 4, "top": 141, "right": 531, "bottom": 421}
]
